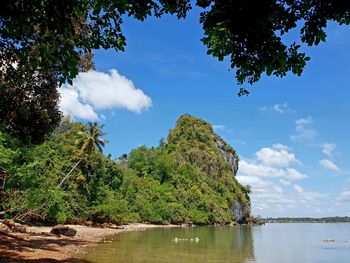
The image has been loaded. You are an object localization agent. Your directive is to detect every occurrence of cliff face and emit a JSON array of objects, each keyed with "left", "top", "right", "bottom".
[
  {"left": 167, "top": 114, "right": 250, "bottom": 223},
  {"left": 214, "top": 134, "right": 239, "bottom": 176}
]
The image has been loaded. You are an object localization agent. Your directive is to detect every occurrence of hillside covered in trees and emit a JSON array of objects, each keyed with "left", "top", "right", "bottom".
[{"left": 0, "top": 115, "right": 251, "bottom": 225}]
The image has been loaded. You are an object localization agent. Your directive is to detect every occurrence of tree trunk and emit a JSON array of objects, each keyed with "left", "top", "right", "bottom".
[{"left": 57, "top": 157, "right": 83, "bottom": 188}]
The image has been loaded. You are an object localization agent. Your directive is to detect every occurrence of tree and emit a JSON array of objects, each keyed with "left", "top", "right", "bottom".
[
  {"left": 0, "top": 0, "right": 191, "bottom": 85},
  {"left": 199, "top": 0, "right": 350, "bottom": 95},
  {"left": 2, "top": 1, "right": 350, "bottom": 92},
  {"left": 57, "top": 122, "right": 108, "bottom": 188},
  {"left": 0, "top": 71, "right": 61, "bottom": 144}
]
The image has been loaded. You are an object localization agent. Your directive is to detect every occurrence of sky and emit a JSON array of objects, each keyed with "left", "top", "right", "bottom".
[{"left": 59, "top": 9, "right": 350, "bottom": 218}]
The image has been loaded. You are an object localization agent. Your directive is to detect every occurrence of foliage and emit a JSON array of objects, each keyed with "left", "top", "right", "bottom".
[
  {"left": 199, "top": 0, "right": 350, "bottom": 94},
  {"left": 0, "top": 115, "right": 251, "bottom": 225},
  {"left": 0, "top": 0, "right": 191, "bottom": 85},
  {"left": 57, "top": 122, "right": 108, "bottom": 188},
  {"left": 0, "top": 72, "right": 61, "bottom": 144},
  {"left": 2, "top": 1, "right": 350, "bottom": 92}
]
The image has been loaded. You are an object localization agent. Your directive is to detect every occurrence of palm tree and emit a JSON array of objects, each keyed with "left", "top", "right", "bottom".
[{"left": 57, "top": 122, "right": 108, "bottom": 188}]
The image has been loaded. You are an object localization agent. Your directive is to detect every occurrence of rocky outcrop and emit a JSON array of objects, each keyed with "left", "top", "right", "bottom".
[
  {"left": 230, "top": 201, "right": 250, "bottom": 223},
  {"left": 215, "top": 134, "right": 239, "bottom": 175},
  {"left": 167, "top": 115, "right": 251, "bottom": 223}
]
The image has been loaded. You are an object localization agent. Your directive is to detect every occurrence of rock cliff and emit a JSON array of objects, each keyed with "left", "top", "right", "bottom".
[{"left": 167, "top": 114, "right": 250, "bottom": 222}]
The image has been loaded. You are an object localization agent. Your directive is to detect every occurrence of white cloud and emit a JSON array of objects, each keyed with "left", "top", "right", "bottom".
[
  {"left": 285, "top": 168, "right": 307, "bottom": 180},
  {"left": 319, "top": 159, "right": 341, "bottom": 172},
  {"left": 59, "top": 69, "right": 152, "bottom": 120},
  {"left": 291, "top": 116, "right": 316, "bottom": 141},
  {"left": 321, "top": 143, "right": 336, "bottom": 157},
  {"left": 255, "top": 144, "right": 299, "bottom": 167},
  {"left": 236, "top": 175, "right": 272, "bottom": 190},
  {"left": 293, "top": 184, "right": 304, "bottom": 193},
  {"left": 273, "top": 185, "right": 284, "bottom": 193},
  {"left": 235, "top": 144, "right": 322, "bottom": 217},
  {"left": 295, "top": 117, "right": 312, "bottom": 126},
  {"left": 260, "top": 102, "right": 294, "bottom": 114},
  {"left": 213, "top": 124, "right": 226, "bottom": 131},
  {"left": 279, "top": 179, "right": 291, "bottom": 186},
  {"left": 338, "top": 191, "right": 350, "bottom": 202},
  {"left": 239, "top": 158, "right": 306, "bottom": 181},
  {"left": 59, "top": 88, "right": 99, "bottom": 121}
]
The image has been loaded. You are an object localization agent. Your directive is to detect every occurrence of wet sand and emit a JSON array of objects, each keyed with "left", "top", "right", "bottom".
[{"left": 0, "top": 223, "right": 179, "bottom": 262}]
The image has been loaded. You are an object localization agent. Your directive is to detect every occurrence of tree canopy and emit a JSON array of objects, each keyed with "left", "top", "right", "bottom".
[
  {"left": 199, "top": 0, "right": 350, "bottom": 95},
  {"left": 0, "top": 0, "right": 191, "bottom": 85},
  {"left": 0, "top": 71, "right": 61, "bottom": 144},
  {"left": 1, "top": 0, "right": 349, "bottom": 91}
]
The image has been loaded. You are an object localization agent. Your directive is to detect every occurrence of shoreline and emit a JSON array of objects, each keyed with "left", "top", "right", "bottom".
[{"left": 0, "top": 223, "right": 180, "bottom": 262}]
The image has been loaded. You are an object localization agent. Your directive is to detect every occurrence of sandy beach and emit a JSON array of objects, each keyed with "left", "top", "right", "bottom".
[{"left": 0, "top": 223, "right": 179, "bottom": 262}]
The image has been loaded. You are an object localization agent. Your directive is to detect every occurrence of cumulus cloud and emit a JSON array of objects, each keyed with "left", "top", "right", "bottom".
[
  {"left": 338, "top": 191, "right": 350, "bottom": 202},
  {"left": 293, "top": 184, "right": 304, "bottom": 193},
  {"left": 239, "top": 160, "right": 307, "bottom": 180},
  {"left": 236, "top": 175, "right": 272, "bottom": 190},
  {"left": 291, "top": 116, "right": 315, "bottom": 141},
  {"left": 260, "top": 102, "right": 294, "bottom": 114},
  {"left": 238, "top": 144, "right": 305, "bottom": 183},
  {"left": 235, "top": 144, "right": 323, "bottom": 217},
  {"left": 59, "top": 69, "right": 152, "bottom": 120},
  {"left": 255, "top": 144, "right": 300, "bottom": 167},
  {"left": 279, "top": 179, "right": 291, "bottom": 186},
  {"left": 59, "top": 88, "right": 99, "bottom": 120},
  {"left": 273, "top": 185, "right": 284, "bottom": 193},
  {"left": 319, "top": 159, "right": 341, "bottom": 172},
  {"left": 321, "top": 143, "right": 336, "bottom": 157}
]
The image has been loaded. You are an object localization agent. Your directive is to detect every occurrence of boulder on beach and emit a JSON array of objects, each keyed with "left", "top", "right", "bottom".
[
  {"left": 1, "top": 220, "right": 27, "bottom": 233},
  {"left": 50, "top": 225, "right": 77, "bottom": 237}
]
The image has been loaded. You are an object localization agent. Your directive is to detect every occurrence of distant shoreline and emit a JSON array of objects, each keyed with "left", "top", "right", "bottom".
[
  {"left": 0, "top": 223, "right": 181, "bottom": 262},
  {"left": 264, "top": 216, "right": 350, "bottom": 223}
]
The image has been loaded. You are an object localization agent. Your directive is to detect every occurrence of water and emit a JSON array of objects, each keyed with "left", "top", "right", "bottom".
[{"left": 81, "top": 224, "right": 350, "bottom": 263}]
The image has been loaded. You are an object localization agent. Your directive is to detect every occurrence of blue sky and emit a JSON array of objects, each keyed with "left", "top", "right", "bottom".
[{"left": 59, "top": 9, "right": 350, "bottom": 217}]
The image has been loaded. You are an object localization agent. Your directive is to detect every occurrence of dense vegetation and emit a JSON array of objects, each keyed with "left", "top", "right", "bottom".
[{"left": 0, "top": 115, "right": 251, "bottom": 225}]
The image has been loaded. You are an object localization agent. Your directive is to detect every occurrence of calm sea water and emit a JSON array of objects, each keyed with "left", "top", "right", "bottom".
[{"left": 81, "top": 223, "right": 350, "bottom": 263}]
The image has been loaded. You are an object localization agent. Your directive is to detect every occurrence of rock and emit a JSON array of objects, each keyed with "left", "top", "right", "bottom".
[
  {"left": 13, "top": 223, "right": 27, "bottom": 233},
  {"left": 109, "top": 224, "right": 124, "bottom": 229},
  {"left": 3, "top": 219, "right": 15, "bottom": 229},
  {"left": 0, "top": 223, "right": 10, "bottom": 233},
  {"left": 101, "top": 223, "right": 109, "bottom": 228},
  {"left": 50, "top": 225, "right": 77, "bottom": 237},
  {"left": 2, "top": 220, "right": 26, "bottom": 233},
  {"left": 214, "top": 135, "right": 239, "bottom": 175},
  {"left": 83, "top": 220, "right": 93, "bottom": 226}
]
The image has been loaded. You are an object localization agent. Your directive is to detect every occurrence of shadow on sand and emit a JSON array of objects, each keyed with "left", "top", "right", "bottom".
[{"left": 0, "top": 232, "right": 92, "bottom": 263}]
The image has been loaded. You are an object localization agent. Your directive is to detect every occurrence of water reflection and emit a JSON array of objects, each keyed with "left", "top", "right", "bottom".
[{"left": 82, "top": 226, "right": 255, "bottom": 263}]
